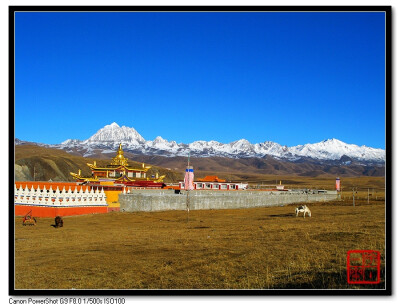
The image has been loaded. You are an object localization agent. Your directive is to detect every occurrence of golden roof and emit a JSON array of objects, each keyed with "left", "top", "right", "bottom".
[
  {"left": 86, "top": 144, "right": 151, "bottom": 172},
  {"left": 86, "top": 163, "right": 151, "bottom": 172},
  {"left": 110, "top": 144, "right": 129, "bottom": 166},
  {"left": 71, "top": 144, "right": 163, "bottom": 183}
]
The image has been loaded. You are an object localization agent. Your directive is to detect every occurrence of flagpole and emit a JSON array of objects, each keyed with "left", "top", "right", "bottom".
[{"left": 186, "top": 151, "right": 190, "bottom": 223}]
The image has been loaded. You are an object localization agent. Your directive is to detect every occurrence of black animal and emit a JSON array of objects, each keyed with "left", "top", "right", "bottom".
[{"left": 55, "top": 216, "right": 64, "bottom": 228}]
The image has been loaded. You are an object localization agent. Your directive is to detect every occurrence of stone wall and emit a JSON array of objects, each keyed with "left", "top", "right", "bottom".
[{"left": 119, "top": 189, "right": 338, "bottom": 212}]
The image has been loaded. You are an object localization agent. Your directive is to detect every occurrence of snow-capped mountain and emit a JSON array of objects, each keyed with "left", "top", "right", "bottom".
[
  {"left": 51, "top": 122, "right": 385, "bottom": 163},
  {"left": 85, "top": 122, "right": 145, "bottom": 144}
]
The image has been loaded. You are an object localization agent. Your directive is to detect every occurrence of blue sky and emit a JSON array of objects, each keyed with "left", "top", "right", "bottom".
[{"left": 14, "top": 11, "right": 386, "bottom": 148}]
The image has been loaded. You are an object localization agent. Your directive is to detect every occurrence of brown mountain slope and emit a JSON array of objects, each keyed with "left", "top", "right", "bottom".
[
  {"left": 129, "top": 154, "right": 385, "bottom": 179},
  {"left": 14, "top": 145, "right": 182, "bottom": 182},
  {"left": 14, "top": 145, "right": 384, "bottom": 184}
]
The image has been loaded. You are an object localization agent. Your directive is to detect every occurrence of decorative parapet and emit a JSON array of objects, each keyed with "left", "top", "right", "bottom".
[{"left": 14, "top": 184, "right": 107, "bottom": 207}]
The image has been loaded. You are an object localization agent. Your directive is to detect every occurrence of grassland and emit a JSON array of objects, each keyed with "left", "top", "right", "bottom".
[{"left": 14, "top": 197, "right": 386, "bottom": 290}]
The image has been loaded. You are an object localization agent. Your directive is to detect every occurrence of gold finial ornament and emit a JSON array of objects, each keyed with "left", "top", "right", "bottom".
[{"left": 111, "top": 144, "right": 129, "bottom": 166}]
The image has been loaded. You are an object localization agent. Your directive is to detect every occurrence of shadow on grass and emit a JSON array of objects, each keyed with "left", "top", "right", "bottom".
[{"left": 262, "top": 213, "right": 294, "bottom": 218}]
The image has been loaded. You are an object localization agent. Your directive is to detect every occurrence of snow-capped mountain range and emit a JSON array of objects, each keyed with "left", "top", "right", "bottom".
[{"left": 47, "top": 122, "right": 385, "bottom": 164}]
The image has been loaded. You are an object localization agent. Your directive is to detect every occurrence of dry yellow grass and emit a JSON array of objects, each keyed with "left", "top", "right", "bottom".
[{"left": 14, "top": 198, "right": 386, "bottom": 290}]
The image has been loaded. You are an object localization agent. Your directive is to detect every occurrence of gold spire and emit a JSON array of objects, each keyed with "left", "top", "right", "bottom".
[{"left": 110, "top": 143, "right": 129, "bottom": 166}]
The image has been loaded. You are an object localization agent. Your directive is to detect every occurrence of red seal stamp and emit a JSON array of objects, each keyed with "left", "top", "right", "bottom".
[{"left": 347, "top": 250, "right": 381, "bottom": 284}]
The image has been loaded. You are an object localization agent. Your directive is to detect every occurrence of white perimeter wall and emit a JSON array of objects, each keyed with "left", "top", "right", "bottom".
[{"left": 119, "top": 190, "right": 338, "bottom": 212}]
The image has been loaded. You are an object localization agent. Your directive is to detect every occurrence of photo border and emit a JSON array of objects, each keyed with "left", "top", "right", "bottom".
[{"left": 9, "top": 5, "right": 392, "bottom": 296}]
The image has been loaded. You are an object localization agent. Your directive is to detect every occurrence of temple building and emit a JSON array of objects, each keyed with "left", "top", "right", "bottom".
[
  {"left": 70, "top": 144, "right": 165, "bottom": 187},
  {"left": 179, "top": 175, "right": 248, "bottom": 190},
  {"left": 198, "top": 175, "right": 226, "bottom": 183}
]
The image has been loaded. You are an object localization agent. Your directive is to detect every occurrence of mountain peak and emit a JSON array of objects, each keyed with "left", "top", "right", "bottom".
[
  {"left": 153, "top": 136, "right": 169, "bottom": 144},
  {"left": 108, "top": 122, "right": 120, "bottom": 128},
  {"left": 322, "top": 138, "right": 344, "bottom": 144},
  {"left": 84, "top": 123, "right": 145, "bottom": 144},
  {"left": 231, "top": 139, "right": 251, "bottom": 145}
]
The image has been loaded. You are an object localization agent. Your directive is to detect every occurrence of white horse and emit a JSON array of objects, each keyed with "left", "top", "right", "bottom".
[{"left": 295, "top": 205, "right": 311, "bottom": 218}]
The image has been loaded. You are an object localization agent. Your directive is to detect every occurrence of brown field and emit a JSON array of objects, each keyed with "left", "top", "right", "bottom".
[
  {"left": 246, "top": 175, "right": 385, "bottom": 190},
  {"left": 14, "top": 197, "right": 386, "bottom": 290}
]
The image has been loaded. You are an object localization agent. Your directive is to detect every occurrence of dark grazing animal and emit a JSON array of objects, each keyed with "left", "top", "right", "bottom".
[{"left": 55, "top": 216, "right": 64, "bottom": 228}]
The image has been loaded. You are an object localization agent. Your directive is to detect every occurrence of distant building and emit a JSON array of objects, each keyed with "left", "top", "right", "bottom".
[
  {"left": 197, "top": 175, "right": 226, "bottom": 183},
  {"left": 179, "top": 175, "right": 248, "bottom": 190}
]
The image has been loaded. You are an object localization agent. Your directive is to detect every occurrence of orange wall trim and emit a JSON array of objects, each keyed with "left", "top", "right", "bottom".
[
  {"left": 107, "top": 207, "right": 120, "bottom": 213},
  {"left": 15, "top": 205, "right": 108, "bottom": 218}
]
